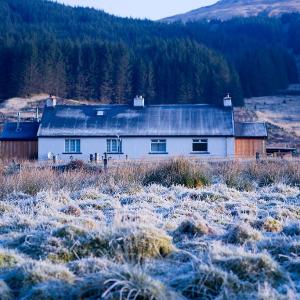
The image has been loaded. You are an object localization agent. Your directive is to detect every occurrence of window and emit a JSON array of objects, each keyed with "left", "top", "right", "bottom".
[
  {"left": 107, "top": 139, "right": 122, "bottom": 153},
  {"left": 151, "top": 139, "right": 167, "bottom": 153},
  {"left": 65, "top": 139, "right": 81, "bottom": 153},
  {"left": 192, "top": 139, "right": 208, "bottom": 152}
]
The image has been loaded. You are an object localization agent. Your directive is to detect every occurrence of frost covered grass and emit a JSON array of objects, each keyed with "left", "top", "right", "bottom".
[{"left": 0, "top": 158, "right": 299, "bottom": 299}]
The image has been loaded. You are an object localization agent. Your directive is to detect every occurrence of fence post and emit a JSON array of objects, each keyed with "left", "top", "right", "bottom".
[
  {"left": 103, "top": 152, "right": 108, "bottom": 173},
  {"left": 256, "top": 152, "right": 260, "bottom": 162}
]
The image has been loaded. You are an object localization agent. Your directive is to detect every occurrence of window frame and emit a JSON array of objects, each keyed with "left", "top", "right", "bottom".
[
  {"left": 107, "top": 138, "right": 122, "bottom": 154},
  {"left": 192, "top": 138, "right": 208, "bottom": 153},
  {"left": 64, "top": 139, "right": 81, "bottom": 154},
  {"left": 150, "top": 139, "right": 167, "bottom": 154}
]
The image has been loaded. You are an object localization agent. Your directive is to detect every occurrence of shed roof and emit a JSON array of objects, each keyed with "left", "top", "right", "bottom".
[
  {"left": 0, "top": 122, "right": 39, "bottom": 141},
  {"left": 234, "top": 122, "right": 267, "bottom": 138},
  {"left": 38, "top": 104, "right": 235, "bottom": 137}
]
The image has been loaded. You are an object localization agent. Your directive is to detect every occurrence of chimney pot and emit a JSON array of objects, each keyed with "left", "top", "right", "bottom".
[
  {"left": 223, "top": 93, "right": 232, "bottom": 107},
  {"left": 46, "top": 96, "right": 57, "bottom": 108},
  {"left": 133, "top": 95, "right": 145, "bottom": 107}
]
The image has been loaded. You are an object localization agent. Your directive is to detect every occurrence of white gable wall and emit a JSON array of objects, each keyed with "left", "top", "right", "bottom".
[{"left": 38, "top": 137, "right": 234, "bottom": 161}]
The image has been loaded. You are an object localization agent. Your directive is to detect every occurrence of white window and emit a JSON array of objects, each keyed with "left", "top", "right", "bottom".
[
  {"left": 65, "top": 139, "right": 81, "bottom": 153},
  {"left": 192, "top": 139, "right": 208, "bottom": 152},
  {"left": 151, "top": 139, "right": 167, "bottom": 153},
  {"left": 107, "top": 139, "right": 122, "bottom": 153}
]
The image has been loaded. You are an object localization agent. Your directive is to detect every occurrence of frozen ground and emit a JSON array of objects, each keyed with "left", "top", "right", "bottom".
[{"left": 0, "top": 180, "right": 300, "bottom": 299}]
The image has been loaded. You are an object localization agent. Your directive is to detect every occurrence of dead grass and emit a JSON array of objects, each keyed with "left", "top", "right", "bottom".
[{"left": 0, "top": 158, "right": 299, "bottom": 200}]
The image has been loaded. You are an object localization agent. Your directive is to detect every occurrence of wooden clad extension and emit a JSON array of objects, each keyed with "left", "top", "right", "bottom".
[
  {"left": 235, "top": 138, "right": 266, "bottom": 158},
  {"left": 0, "top": 140, "right": 38, "bottom": 160},
  {"left": 0, "top": 122, "right": 39, "bottom": 161},
  {"left": 234, "top": 122, "right": 267, "bottom": 158}
]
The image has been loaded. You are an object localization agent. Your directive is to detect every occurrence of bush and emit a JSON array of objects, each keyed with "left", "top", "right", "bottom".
[
  {"left": 143, "top": 158, "right": 211, "bottom": 188},
  {"left": 64, "top": 159, "right": 86, "bottom": 172}
]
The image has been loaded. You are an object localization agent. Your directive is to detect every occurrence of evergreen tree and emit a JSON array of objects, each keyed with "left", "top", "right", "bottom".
[{"left": 0, "top": 0, "right": 299, "bottom": 106}]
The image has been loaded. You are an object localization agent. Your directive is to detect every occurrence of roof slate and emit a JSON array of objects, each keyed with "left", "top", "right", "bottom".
[
  {"left": 0, "top": 122, "right": 39, "bottom": 141},
  {"left": 234, "top": 122, "right": 267, "bottom": 138},
  {"left": 38, "top": 104, "right": 235, "bottom": 137}
]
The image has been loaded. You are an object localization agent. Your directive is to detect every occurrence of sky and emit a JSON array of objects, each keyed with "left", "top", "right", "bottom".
[{"left": 56, "top": 0, "right": 218, "bottom": 20}]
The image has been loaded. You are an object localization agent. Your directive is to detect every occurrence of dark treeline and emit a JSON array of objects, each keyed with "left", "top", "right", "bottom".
[{"left": 0, "top": 0, "right": 299, "bottom": 106}]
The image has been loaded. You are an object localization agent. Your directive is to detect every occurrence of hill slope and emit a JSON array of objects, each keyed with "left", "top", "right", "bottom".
[{"left": 163, "top": 0, "right": 300, "bottom": 23}]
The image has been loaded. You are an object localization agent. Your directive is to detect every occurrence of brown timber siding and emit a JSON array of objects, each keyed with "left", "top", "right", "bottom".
[
  {"left": 235, "top": 138, "right": 266, "bottom": 158},
  {"left": 0, "top": 140, "right": 38, "bottom": 160}
]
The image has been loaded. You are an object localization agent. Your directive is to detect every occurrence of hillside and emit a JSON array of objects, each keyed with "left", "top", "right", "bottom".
[
  {"left": 234, "top": 84, "right": 300, "bottom": 150},
  {"left": 0, "top": 0, "right": 299, "bottom": 106},
  {"left": 163, "top": 0, "right": 300, "bottom": 23}
]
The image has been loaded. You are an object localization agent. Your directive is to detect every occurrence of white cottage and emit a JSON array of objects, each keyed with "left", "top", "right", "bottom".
[{"left": 37, "top": 96, "right": 267, "bottom": 161}]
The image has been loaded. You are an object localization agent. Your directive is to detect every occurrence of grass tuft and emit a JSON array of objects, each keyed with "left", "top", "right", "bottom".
[{"left": 227, "top": 223, "right": 262, "bottom": 244}]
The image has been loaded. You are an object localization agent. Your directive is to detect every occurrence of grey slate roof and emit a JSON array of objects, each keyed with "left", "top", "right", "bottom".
[
  {"left": 38, "top": 104, "right": 235, "bottom": 137},
  {"left": 234, "top": 122, "right": 267, "bottom": 138},
  {"left": 0, "top": 122, "right": 39, "bottom": 141}
]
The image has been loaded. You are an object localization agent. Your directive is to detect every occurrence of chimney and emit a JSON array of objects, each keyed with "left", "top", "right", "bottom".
[
  {"left": 46, "top": 95, "right": 57, "bottom": 108},
  {"left": 223, "top": 93, "right": 232, "bottom": 107},
  {"left": 133, "top": 95, "right": 145, "bottom": 108}
]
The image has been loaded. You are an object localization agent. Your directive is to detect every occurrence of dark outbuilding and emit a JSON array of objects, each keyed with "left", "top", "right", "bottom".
[{"left": 0, "top": 122, "right": 39, "bottom": 160}]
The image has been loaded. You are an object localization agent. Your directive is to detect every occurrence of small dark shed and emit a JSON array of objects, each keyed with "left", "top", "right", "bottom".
[{"left": 0, "top": 122, "right": 39, "bottom": 160}]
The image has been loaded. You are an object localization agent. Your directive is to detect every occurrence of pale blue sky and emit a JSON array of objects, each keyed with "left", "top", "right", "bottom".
[{"left": 56, "top": 0, "right": 218, "bottom": 20}]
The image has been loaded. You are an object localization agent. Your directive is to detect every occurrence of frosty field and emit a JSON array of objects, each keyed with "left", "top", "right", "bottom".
[{"left": 0, "top": 159, "right": 299, "bottom": 299}]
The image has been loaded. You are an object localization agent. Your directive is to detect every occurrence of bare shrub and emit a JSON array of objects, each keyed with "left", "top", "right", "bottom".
[{"left": 143, "top": 158, "right": 211, "bottom": 188}]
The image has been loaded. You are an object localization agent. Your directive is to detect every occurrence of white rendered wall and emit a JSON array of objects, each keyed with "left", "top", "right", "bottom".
[{"left": 38, "top": 137, "right": 235, "bottom": 161}]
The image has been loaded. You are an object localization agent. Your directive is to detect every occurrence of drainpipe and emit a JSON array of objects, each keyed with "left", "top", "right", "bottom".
[{"left": 16, "top": 112, "right": 21, "bottom": 132}]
